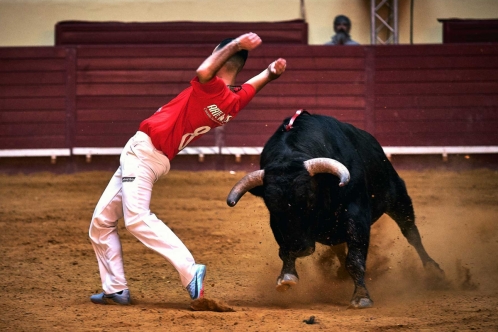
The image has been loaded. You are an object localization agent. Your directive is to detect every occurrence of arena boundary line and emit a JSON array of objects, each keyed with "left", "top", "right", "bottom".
[
  {"left": 0, "top": 149, "right": 71, "bottom": 164},
  {"left": 73, "top": 146, "right": 263, "bottom": 163},
  {"left": 72, "top": 146, "right": 221, "bottom": 163},
  {"left": 382, "top": 146, "right": 498, "bottom": 161},
  {"left": 71, "top": 146, "right": 498, "bottom": 163},
  {"left": 2, "top": 146, "right": 496, "bottom": 165}
]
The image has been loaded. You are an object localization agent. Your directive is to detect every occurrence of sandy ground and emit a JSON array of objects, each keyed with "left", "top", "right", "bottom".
[{"left": 0, "top": 169, "right": 497, "bottom": 331}]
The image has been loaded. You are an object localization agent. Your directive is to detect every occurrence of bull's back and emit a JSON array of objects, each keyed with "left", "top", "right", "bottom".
[
  {"left": 290, "top": 114, "right": 402, "bottom": 204},
  {"left": 262, "top": 114, "right": 357, "bottom": 162},
  {"left": 283, "top": 114, "right": 387, "bottom": 164},
  {"left": 263, "top": 113, "right": 400, "bottom": 184}
]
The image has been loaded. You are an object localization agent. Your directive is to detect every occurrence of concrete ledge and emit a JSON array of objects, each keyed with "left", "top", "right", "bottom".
[
  {"left": 72, "top": 146, "right": 222, "bottom": 162},
  {"left": 178, "top": 146, "right": 220, "bottom": 162},
  {"left": 4, "top": 146, "right": 497, "bottom": 158},
  {"left": 221, "top": 147, "right": 264, "bottom": 155},
  {"left": 0, "top": 149, "right": 71, "bottom": 157},
  {"left": 383, "top": 146, "right": 498, "bottom": 161},
  {"left": 221, "top": 147, "right": 263, "bottom": 162},
  {"left": 72, "top": 145, "right": 498, "bottom": 161},
  {"left": 1, "top": 147, "right": 497, "bottom": 173},
  {"left": 0, "top": 149, "right": 71, "bottom": 164},
  {"left": 72, "top": 146, "right": 263, "bottom": 163}
]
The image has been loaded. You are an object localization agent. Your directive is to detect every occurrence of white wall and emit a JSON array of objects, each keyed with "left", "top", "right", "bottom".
[
  {"left": 0, "top": 0, "right": 497, "bottom": 47},
  {"left": 408, "top": 0, "right": 498, "bottom": 44}
]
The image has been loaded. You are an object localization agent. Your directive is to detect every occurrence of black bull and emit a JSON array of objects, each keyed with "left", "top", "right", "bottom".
[{"left": 227, "top": 112, "right": 445, "bottom": 308}]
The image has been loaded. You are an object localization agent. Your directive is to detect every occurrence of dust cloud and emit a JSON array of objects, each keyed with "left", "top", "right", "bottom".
[{"left": 245, "top": 169, "right": 498, "bottom": 307}]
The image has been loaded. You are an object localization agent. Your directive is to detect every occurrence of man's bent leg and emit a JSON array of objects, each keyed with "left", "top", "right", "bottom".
[{"left": 121, "top": 135, "right": 198, "bottom": 288}]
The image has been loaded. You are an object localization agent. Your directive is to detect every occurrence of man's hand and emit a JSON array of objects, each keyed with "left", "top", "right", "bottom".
[
  {"left": 235, "top": 32, "right": 262, "bottom": 51},
  {"left": 245, "top": 58, "right": 287, "bottom": 92},
  {"left": 268, "top": 58, "right": 287, "bottom": 80}
]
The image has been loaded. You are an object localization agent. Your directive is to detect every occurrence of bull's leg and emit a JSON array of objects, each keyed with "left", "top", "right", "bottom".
[
  {"left": 276, "top": 246, "right": 315, "bottom": 292},
  {"left": 276, "top": 249, "right": 299, "bottom": 292},
  {"left": 386, "top": 189, "right": 445, "bottom": 280},
  {"left": 344, "top": 212, "right": 374, "bottom": 309}
]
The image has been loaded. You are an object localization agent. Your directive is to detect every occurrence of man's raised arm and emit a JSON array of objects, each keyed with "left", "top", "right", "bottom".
[
  {"left": 245, "top": 58, "right": 287, "bottom": 93},
  {"left": 196, "top": 32, "right": 262, "bottom": 84}
]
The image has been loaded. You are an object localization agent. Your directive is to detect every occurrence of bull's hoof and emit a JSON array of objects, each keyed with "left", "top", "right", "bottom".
[
  {"left": 424, "top": 261, "right": 450, "bottom": 290},
  {"left": 424, "top": 260, "right": 445, "bottom": 276},
  {"left": 276, "top": 274, "right": 298, "bottom": 292},
  {"left": 348, "top": 297, "right": 373, "bottom": 309}
]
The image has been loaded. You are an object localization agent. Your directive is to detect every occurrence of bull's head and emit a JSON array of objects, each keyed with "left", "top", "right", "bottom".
[{"left": 226, "top": 157, "right": 350, "bottom": 207}]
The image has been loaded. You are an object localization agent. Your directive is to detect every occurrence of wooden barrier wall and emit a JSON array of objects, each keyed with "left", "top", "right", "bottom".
[
  {"left": 0, "top": 48, "right": 70, "bottom": 149},
  {"left": 55, "top": 20, "right": 309, "bottom": 46},
  {"left": 1, "top": 44, "right": 497, "bottom": 152},
  {"left": 372, "top": 45, "right": 498, "bottom": 146}
]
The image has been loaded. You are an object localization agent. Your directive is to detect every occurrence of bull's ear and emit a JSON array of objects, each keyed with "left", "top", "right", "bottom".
[{"left": 248, "top": 186, "right": 264, "bottom": 197}]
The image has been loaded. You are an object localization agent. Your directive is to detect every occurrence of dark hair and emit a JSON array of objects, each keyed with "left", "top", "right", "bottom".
[
  {"left": 334, "top": 15, "right": 351, "bottom": 26},
  {"left": 215, "top": 38, "right": 249, "bottom": 63}
]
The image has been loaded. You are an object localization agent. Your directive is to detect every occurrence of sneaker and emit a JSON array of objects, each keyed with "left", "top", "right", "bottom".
[
  {"left": 186, "top": 264, "right": 206, "bottom": 300},
  {"left": 90, "top": 289, "right": 131, "bottom": 305}
]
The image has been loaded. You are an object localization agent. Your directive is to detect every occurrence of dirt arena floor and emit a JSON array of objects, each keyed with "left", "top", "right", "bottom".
[{"left": 1, "top": 168, "right": 497, "bottom": 331}]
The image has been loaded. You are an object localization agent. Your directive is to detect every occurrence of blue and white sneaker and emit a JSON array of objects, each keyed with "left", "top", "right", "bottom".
[
  {"left": 90, "top": 289, "right": 131, "bottom": 305},
  {"left": 186, "top": 264, "right": 206, "bottom": 300}
]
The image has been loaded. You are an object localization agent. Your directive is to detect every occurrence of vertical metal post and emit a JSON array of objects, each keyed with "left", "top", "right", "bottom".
[
  {"left": 370, "top": 0, "right": 399, "bottom": 45},
  {"left": 300, "top": 0, "right": 307, "bottom": 21},
  {"left": 393, "top": 0, "right": 399, "bottom": 44},
  {"left": 410, "top": 0, "right": 414, "bottom": 44},
  {"left": 370, "top": 0, "right": 376, "bottom": 44}
]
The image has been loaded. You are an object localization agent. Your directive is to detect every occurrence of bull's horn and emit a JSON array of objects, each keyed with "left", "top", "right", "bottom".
[
  {"left": 227, "top": 170, "right": 264, "bottom": 207},
  {"left": 304, "top": 158, "right": 350, "bottom": 187}
]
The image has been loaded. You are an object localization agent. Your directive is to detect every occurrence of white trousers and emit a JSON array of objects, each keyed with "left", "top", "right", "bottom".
[{"left": 89, "top": 131, "right": 197, "bottom": 294}]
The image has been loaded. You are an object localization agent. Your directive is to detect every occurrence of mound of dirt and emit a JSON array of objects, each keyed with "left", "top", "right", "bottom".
[{"left": 190, "top": 298, "right": 235, "bottom": 312}]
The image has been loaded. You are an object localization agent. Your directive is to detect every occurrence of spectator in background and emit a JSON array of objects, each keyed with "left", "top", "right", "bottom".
[{"left": 324, "top": 15, "right": 359, "bottom": 45}]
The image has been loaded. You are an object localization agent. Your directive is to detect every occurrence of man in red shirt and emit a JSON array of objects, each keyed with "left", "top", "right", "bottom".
[{"left": 89, "top": 32, "right": 286, "bottom": 305}]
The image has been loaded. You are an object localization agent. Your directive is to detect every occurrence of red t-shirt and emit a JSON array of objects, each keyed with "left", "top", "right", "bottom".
[{"left": 139, "top": 76, "right": 256, "bottom": 159}]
